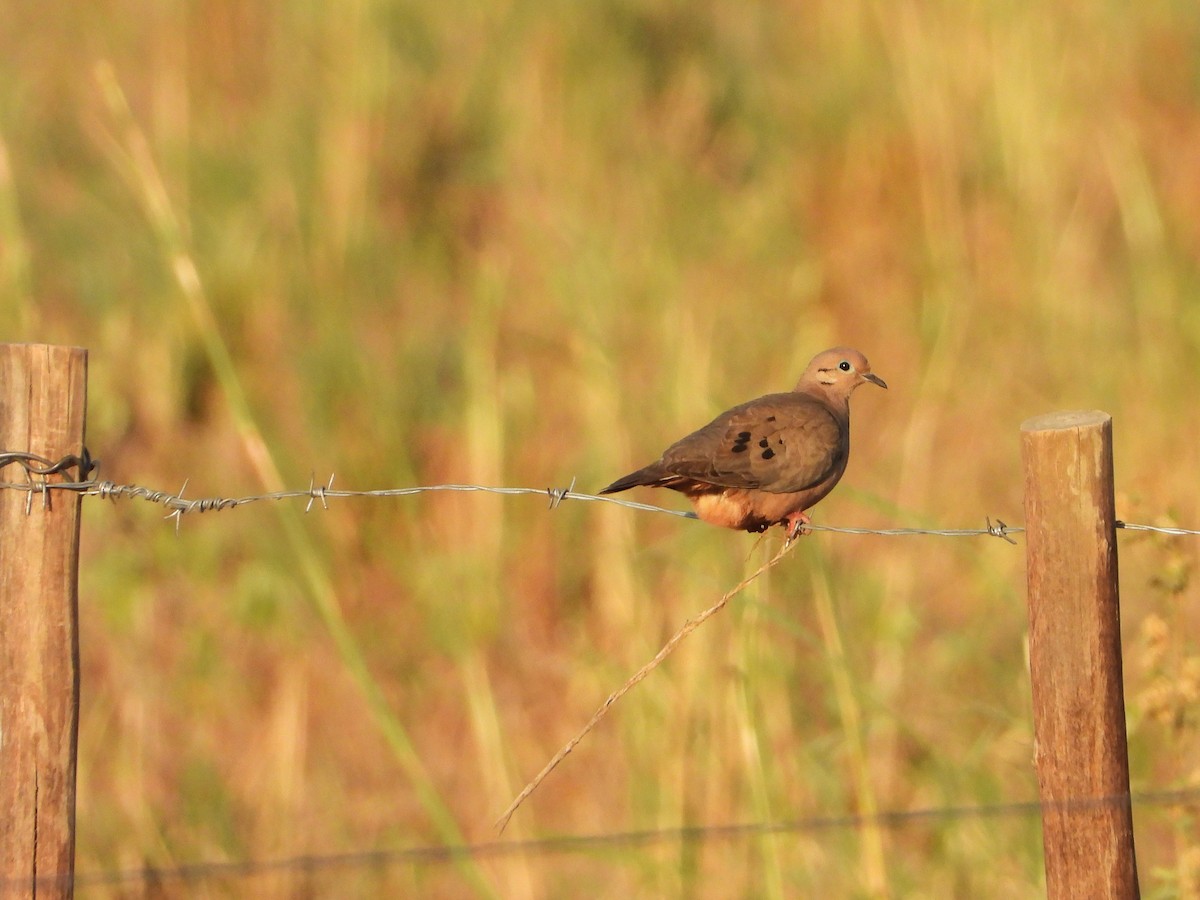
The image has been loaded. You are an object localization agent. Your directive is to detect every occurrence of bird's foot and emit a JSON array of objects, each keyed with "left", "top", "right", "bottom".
[{"left": 783, "top": 511, "right": 811, "bottom": 546}]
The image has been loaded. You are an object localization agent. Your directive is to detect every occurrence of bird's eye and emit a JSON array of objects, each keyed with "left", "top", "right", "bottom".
[{"left": 838, "top": 360, "right": 852, "bottom": 372}]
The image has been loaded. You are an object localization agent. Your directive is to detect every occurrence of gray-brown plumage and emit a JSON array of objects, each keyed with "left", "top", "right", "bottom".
[{"left": 600, "top": 347, "right": 886, "bottom": 537}]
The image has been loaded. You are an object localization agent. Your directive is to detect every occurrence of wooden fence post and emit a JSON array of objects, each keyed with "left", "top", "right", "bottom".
[
  {"left": 0, "top": 344, "right": 88, "bottom": 898},
  {"left": 1021, "top": 410, "right": 1139, "bottom": 899}
]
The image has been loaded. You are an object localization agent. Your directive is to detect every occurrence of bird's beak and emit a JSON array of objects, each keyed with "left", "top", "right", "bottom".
[{"left": 863, "top": 372, "right": 887, "bottom": 389}]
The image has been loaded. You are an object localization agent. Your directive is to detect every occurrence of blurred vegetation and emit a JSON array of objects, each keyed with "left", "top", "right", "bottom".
[{"left": 3, "top": 0, "right": 1200, "bottom": 896}]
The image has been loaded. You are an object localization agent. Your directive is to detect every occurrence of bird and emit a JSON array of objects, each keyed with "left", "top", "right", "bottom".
[{"left": 599, "top": 347, "right": 886, "bottom": 538}]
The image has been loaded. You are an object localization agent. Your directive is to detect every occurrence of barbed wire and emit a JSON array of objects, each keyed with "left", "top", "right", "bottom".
[
  {"left": 11, "top": 787, "right": 1197, "bottom": 890},
  {"left": 0, "top": 449, "right": 1195, "bottom": 540}
]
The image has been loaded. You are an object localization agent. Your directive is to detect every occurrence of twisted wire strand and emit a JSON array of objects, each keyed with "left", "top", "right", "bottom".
[{"left": 0, "top": 450, "right": 1194, "bottom": 540}]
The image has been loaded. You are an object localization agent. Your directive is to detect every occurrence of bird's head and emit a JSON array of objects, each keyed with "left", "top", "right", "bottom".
[{"left": 797, "top": 347, "right": 887, "bottom": 398}]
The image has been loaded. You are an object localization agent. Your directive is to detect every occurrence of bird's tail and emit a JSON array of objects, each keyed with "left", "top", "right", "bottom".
[{"left": 598, "top": 465, "right": 665, "bottom": 495}]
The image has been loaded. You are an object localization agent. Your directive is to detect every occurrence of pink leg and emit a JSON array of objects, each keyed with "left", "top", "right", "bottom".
[{"left": 784, "top": 510, "right": 811, "bottom": 541}]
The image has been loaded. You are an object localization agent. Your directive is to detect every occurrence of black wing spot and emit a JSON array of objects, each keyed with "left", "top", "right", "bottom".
[
  {"left": 766, "top": 415, "right": 776, "bottom": 422},
  {"left": 731, "top": 443, "right": 748, "bottom": 453},
  {"left": 737, "top": 431, "right": 751, "bottom": 440},
  {"left": 758, "top": 438, "right": 769, "bottom": 448},
  {"left": 731, "top": 431, "right": 752, "bottom": 453},
  {"left": 761, "top": 448, "right": 775, "bottom": 460}
]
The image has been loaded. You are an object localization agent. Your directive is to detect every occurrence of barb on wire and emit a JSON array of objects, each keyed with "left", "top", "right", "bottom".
[
  {"left": 167, "top": 479, "right": 189, "bottom": 534},
  {"left": 547, "top": 476, "right": 575, "bottom": 510},
  {"left": 306, "top": 473, "right": 335, "bottom": 513}
]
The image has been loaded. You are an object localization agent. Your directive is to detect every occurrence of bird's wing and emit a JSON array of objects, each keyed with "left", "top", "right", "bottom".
[{"left": 657, "top": 393, "right": 847, "bottom": 493}]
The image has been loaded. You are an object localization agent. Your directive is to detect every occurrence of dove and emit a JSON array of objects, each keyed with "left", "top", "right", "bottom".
[{"left": 600, "top": 347, "right": 886, "bottom": 537}]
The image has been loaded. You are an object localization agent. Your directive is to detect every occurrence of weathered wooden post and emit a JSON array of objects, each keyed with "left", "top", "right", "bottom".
[
  {"left": 0, "top": 344, "right": 88, "bottom": 898},
  {"left": 1021, "top": 410, "right": 1139, "bottom": 898}
]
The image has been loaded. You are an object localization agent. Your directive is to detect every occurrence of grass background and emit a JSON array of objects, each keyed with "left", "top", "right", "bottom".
[{"left": 3, "top": 0, "right": 1200, "bottom": 896}]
